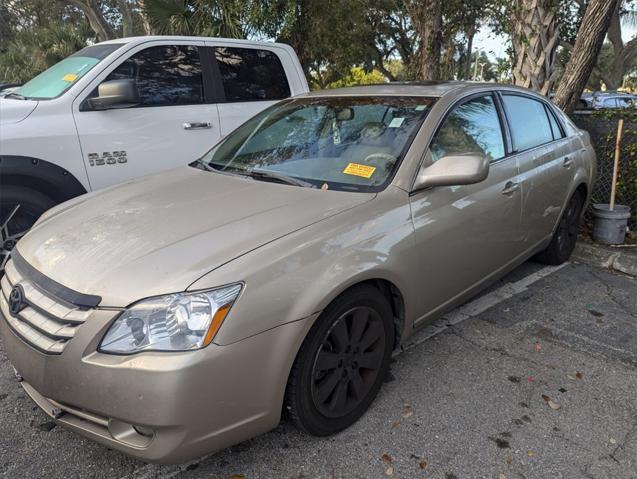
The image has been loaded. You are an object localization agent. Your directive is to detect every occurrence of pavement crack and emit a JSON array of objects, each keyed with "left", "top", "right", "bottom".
[{"left": 590, "top": 270, "right": 637, "bottom": 319}]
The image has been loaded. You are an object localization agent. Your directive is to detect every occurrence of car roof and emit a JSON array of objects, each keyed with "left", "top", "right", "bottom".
[
  {"left": 300, "top": 81, "right": 545, "bottom": 99},
  {"left": 97, "top": 35, "right": 293, "bottom": 50}
]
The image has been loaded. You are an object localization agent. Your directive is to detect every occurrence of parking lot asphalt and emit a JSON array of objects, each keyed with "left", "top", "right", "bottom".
[{"left": 1, "top": 260, "right": 636, "bottom": 479}]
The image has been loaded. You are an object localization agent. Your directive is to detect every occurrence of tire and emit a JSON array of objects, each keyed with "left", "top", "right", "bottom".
[
  {"left": 535, "top": 191, "right": 584, "bottom": 265},
  {"left": 1, "top": 186, "right": 56, "bottom": 271},
  {"left": 285, "top": 284, "right": 394, "bottom": 436}
]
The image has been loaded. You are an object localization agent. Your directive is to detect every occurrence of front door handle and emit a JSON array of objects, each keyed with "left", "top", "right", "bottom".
[
  {"left": 183, "top": 122, "right": 212, "bottom": 130},
  {"left": 563, "top": 156, "right": 574, "bottom": 168},
  {"left": 502, "top": 181, "right": 520, "bottom": 196}
]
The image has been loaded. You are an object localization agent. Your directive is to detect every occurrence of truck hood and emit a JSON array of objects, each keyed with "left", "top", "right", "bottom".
[
  {"left": 17, "top": 167, "right": 374, "bottom": 307},
  {"left": 0, "top": 98, "right": 38, "bottom": 124}
]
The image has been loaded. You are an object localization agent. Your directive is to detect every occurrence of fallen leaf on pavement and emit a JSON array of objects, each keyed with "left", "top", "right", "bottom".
[
  {"left": 548, "top": 400, "right": 561, "bottom": 410},
  {"left": 382, "top": 453, "right": 392, "bottom": 463},
  {"left": 567, "top": 374, "right": 576, "bottom": 380},
  {"left": 527, "top": 450, "right": 535, "bottom": 457},
  {"left": 228, "top": 476, "right": 245, "bottom": 479},
  {"left": 419, "top": 460, "right": 428, "bottom": 469},
  {"left": 385, "top": 466, "right": 394, "bottom": 476},
  {"left": 610, "top": 437, "right": 617, "bottom": 445},
  {"left": 542, "top": 394, "right": 551, "bottom": 402},
  {"left": 527, "top": 376, "right": 536, "bottom": 383},
  {"left": 499, "top": 474, "right": 507, "bottom": 479},
  {"left": 576, "top": 372, "right": 583, "bottom": 380},
  {"left": 534, "top": 342, "right": 543, "bottom": 352},
  {"left": 505, "top": 455, "right": 513, "bottom": 465}
]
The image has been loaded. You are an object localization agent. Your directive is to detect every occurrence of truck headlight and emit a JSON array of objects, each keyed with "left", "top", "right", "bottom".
[{"left": 99, "top": 284, "right": 242, "bottom": 354}]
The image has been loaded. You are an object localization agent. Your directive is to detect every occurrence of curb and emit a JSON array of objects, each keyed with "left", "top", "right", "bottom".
[{"left": 572, "top": 241, "right": 637, "bottom": 277}]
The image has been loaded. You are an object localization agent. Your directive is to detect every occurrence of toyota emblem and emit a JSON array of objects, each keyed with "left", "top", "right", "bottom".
[{"left": 8, "top": 284, "right": 26, "bottom": 317}]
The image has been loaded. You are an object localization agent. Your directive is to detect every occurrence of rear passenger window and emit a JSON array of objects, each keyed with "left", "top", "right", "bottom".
[
  {"left": 545, "top": 105, "right": 564, "bottom": 140},
  {"left": 430, "top": 95, "right": 505, "bottom": 162},
  {"left": 502, "top": 95, "right": 553, "bottom": 151},
  {"left": 214, "top": 47, "right": 291, "bottom": 102},
  {"left": 105, "top": 45, "right": 203, "bottom": 107}
]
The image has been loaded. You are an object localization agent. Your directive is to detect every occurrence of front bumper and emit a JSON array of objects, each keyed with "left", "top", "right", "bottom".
[{"left": 0, "top": 303, "right": 315, "bottom": 463}]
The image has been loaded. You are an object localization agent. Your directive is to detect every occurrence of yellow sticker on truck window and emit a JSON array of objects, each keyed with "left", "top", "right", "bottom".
[
  {"left": 62, "top": 73, "right": 78, "bottom": 82},
  {"left": 343, "top": 163, "right": 376, "bottom": 178}
]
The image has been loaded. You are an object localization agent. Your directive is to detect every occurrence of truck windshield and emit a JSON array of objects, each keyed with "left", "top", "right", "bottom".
[
  {"left": 14, "top": 43, "right": 124, "bottom": 100},
  {"left": 198, "top": 96, "right": 435, "bottom": 192}
]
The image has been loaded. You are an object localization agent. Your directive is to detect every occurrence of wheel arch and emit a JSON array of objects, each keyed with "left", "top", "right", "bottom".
[{"left": 0, "top": 155, "right": 88, "bottom": 204}]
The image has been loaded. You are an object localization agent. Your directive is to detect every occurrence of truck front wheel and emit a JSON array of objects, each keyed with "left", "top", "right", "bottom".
[{"left": 1, "top": 186, "right": 55, "bottom": 271}]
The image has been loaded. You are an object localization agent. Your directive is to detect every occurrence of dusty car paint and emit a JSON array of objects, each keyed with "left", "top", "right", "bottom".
[{"left": 0, "top": 82, "right": 595, "bottom": 463}]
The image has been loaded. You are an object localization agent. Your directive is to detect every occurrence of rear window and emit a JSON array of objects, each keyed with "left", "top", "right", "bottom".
[
  {"left": 214, "top": 47, "right": 291, "bottom": 102},
  {"left": 502, "top": 95, "right": 553, "bottom": 152}
]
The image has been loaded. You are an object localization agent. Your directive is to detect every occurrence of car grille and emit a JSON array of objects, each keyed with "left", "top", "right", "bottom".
[{"left": 0, "top": 258, "right": 91, "bottom": 354}]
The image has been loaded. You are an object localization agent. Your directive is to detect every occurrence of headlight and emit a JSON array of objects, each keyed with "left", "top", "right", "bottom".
[{"left": 99, "top": 284, "right": 242, "bottom": 354}]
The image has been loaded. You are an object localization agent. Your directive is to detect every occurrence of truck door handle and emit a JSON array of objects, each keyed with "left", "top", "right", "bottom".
[
  {"left": 502, "top": 181, "right": 520, "bottom": 196},
  {"left": 183, "top": 122, "right": 212, "bottom": 130},
  {"left": 563, "top": 156, "right": 573, "bottom": 167}
]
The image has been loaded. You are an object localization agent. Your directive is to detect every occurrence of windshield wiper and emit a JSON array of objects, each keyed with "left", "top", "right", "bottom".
[
  {"left": 3, "top": 92, "right": 27, "bottom": 100},
  {"left": 246, "top": 169, "right": 316, "bottom": 188}
]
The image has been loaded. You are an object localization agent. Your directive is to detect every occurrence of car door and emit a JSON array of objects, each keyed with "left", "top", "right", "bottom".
[
  {"left": 500, "top": 93, "right": 574, "bottom": 247},
  {"left": 408, "top": 93, "right": 524, "bottom": 323},
  {"left": 206, "top": 43, "right": 293, "bottom": 136},
  {"left": 73, "top": 40, "right": 221, "bottom": 191}
]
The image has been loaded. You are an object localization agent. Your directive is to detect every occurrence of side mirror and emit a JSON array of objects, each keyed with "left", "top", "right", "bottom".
[
  {"left": 85, "top": 79, "right": 139, "bottom": 111},
  {"left": 413, "top": 153, "right": 489, "bottom": 190}
]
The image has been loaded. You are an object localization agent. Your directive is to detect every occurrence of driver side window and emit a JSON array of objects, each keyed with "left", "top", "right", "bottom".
[{"left": 430, "top": 95, "right": 505, "bottom": 162}]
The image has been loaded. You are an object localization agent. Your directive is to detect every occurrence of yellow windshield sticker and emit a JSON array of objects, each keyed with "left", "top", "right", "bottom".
[
  {"left": 63, "top": 73, "right": 78, "bottom": 82},
  {"left": 343, "top": 163, "right": 376, "bottom": 178}
]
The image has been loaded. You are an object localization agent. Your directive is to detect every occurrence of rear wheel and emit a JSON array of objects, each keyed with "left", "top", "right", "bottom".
[
  {"left": 536, "top": 191, "right": 584, "bottom": 265},
  {"left": 285, "top": 284, "right": 394, "bottom": 436},
  {"left": 1, "top": 186, "right": 55, "bottom": 271}
]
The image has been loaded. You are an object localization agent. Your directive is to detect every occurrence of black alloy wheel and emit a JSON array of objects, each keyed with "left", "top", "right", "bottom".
[
  {"left": 1, "top": 186, "right": 55, "bottom": 272},
  {"left": 536, "top": 191, "right": 584, "bottom": 265},
  {"left": 310, "top": 306, "right": 386, "bottom": 418},
  {"left": 285, "top": 284, "right": 394, "bottom": 436}
]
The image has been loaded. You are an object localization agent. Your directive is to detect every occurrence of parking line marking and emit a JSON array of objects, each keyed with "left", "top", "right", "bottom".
[{"left": 400, "top": 263, "right": 568, "bottom": 353}]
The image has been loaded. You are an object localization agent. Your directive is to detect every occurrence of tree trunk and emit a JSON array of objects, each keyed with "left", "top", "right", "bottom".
[
  {"left": 116, "top": 0, "right": 134, "bottom": 37},
  {"left": 511, "top": 0, "right": 560, "bottom": 95},
  {"left": 65, "top": 0, "right": 115, "bottom": 41},
  {"left": 463, "top": 24, "right": 476, "bottom": 80},
  {"left": 137, "top": 0, "right": 155, "bottom": 35},
  {"left": 598, "top": 1, "right": 637, "bottom": 90},
  {"left": 554, "top": 0, "right": 619, "bottom": 113},
  {"left": 408, "top": 0, "right": 442, "bottom": 81}
]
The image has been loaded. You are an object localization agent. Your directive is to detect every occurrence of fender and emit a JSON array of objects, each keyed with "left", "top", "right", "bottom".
[{"left": 0, "top": 155, "right": 87, "bottom": 203}]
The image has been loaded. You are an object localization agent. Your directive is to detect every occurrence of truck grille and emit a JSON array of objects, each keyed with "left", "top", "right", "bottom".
[{"left": 0, "top": 258, "right": 91, "bottom": 354}]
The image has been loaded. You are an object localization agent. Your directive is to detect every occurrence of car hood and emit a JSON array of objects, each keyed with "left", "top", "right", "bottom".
[
  {"left": 17, "top": 167, "right": 374, "bottom": 307},
  {"left": 0, "top": 98, "right": 38, "bottom": 124}
]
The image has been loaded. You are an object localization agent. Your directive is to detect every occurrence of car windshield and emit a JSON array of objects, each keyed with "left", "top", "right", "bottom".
[
  {"left": 13, "top": 43, "right": 123, "bottom": 100},
  {"left": 198, "top": 96, "right": 435, "bottom": 192}
]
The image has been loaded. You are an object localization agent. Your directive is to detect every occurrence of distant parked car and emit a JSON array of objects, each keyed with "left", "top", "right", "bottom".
[
  {"left": 0, "top": 35, "right": 309, "bottom": 271},
  {"left": 1, "top": 82, "right": 596, "bottom": 464},
  {"left": 585, "top": 92, "right": 637, "bottom": 109}
]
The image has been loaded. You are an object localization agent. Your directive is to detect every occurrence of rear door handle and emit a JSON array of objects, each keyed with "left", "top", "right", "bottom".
[
  {"left": 502, "top": 181, "right": 520, "bottom": 196},
  {"left": 563, "top": 156, "right": 574, "bottom": 168},
  {"left": 183, "top": 122, "right": 212, "bottom": 130}
]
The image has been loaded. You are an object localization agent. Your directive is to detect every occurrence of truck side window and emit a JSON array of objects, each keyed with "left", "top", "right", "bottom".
[
  {"left": 214, "top": 47, "right": 291, "bottom": 102},
  {"left": 105, "top": 45, "right": 203, "bottom": 107}
]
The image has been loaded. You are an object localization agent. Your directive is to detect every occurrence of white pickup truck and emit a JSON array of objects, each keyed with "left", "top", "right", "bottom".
[{"left": 0, "top": 36, "right": 309, "bottom": 268}]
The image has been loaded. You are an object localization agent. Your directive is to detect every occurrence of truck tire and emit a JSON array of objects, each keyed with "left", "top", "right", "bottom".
[{"left": 1, "top": 186, "right": 56, "bottom": 271}]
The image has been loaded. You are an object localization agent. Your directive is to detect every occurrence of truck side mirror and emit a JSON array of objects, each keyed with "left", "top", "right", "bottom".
[{"left": 85, "top": 79, "right": 139, "bottom": 111}]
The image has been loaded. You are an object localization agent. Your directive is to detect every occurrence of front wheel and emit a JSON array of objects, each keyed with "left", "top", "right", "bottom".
[
  {"left": 536, "top": 191, "right": 584, "bottom": 265},
  {"left": 285, "top": 284, "right": 394, "bottom": 436},
  {"left": 1, "top": 186, "right": 55, "bottom": 271}
]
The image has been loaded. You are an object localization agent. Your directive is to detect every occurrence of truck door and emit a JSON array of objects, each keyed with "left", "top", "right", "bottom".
[{"left": 72, "top": 40, "right": 221, "bottom": 191}]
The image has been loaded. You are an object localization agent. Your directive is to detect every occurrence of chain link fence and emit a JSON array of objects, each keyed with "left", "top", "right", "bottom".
[{"left": 571, "top": 110, "right": 637, "bottom": 230}]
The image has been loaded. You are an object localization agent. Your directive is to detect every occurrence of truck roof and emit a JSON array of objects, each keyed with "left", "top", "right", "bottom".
[{"left": 98, "top": 36, "right": 294, "bottom": 51}]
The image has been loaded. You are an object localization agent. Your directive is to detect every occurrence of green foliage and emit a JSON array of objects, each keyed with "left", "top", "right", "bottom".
[
  {"left": 142, "top": 0, "right": 247, "bottom": 37},
  {"left": 323, "top": 67, "right": 387, "bottom": 89},
  {"left": 0, "top": 23, "right": 93, "bottom": 84}
]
